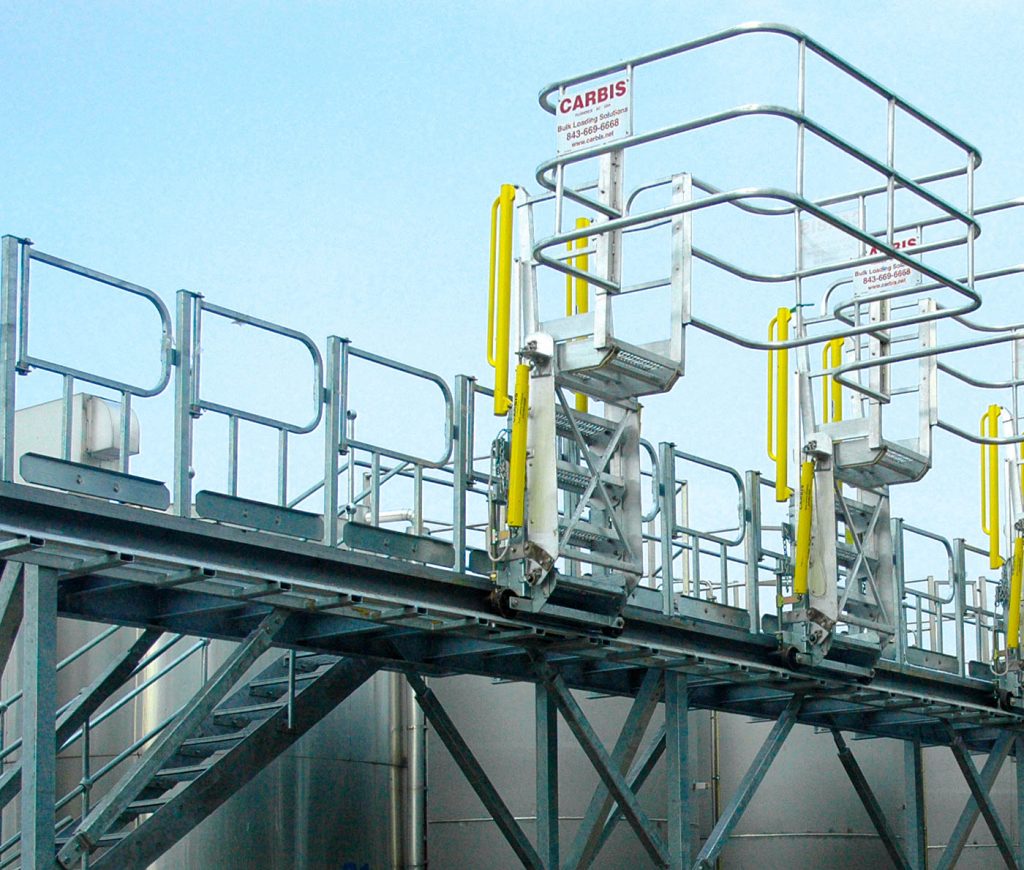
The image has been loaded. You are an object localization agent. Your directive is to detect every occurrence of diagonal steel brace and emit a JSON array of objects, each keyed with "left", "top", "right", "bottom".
[
  {"left": 563, "top": 669, "right": 664, "bottom": 870},
  {"left": 537, "top": 661, "right": 669, "bottom": 868},
  {"left": 832, "top": 729, "right": 910, "bottom": 869},
  {"left": 946, "top": 729, "right": 1017, "bottom": 869},
  {"left": 692, "top": 695, "right": 802, "bottom": 869},
  {"left": 935, "top": 730, "right": 1013, "bottom": 870},
  {"left": 407, "top": 671, "right": 544, "bottom": 870}
]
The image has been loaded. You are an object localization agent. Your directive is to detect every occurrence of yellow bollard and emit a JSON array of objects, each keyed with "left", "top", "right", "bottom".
[
  {"left": 793, "top": 459, "right": 815, "bottom": 597},
  {"left": 767, "top": 307, "right": 793, "bottom": 502},
  {"left": 506, "top": 364, "right": 530, "bottom": 528}
]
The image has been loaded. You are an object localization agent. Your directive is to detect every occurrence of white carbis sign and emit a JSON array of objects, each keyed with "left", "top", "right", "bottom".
[
  {"left": 852, "top": 233, "right": 922, "bottom": 294},
  {"left": 555, "top": 75, "right": 632, "bottom": 155}
]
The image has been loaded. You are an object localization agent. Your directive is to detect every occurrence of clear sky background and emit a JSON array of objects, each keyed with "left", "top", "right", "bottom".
[{"left": 3, "top": 1, "right": 1024, "bottom": 570}]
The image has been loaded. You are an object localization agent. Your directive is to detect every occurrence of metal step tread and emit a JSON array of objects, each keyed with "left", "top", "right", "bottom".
[
  {"left": 248, "top": 668, "right": 327, "bottom": 695},
  {"left": 179, "top": 727, "right": 253, "bottom": 755},
  {"left": 559, "top": 518, "right": 624, "bottom": 550},
  {"left": 56, "top": 830, "right": 129, "bottom": 849},
  {"left": 212, "top": 700, "right": 284, "bottom": 722},
  {"left": 154, "top": 752, "right": 226, "bottom": 784},
  {"left": 556, "top": 460, "right": 625, "bottom": 495},
  {"left": 554, "top": 408, "right": 616, "bottom": 445}
]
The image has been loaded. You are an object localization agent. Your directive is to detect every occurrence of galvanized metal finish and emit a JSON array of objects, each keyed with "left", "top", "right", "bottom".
[
  {"left": 831, "top": 729, "right": 910, "bottom": 869},
  {"left": 21, "top": 565, "right": 57, "bottom": 870},
  {"left": 4, "top": 21, "right": 1024, "bottom": 870}
]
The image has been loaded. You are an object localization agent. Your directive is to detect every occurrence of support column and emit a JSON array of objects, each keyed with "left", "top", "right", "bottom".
[
  {"left": 21, "top": 564, "right": 57, "bottom": 870},
  {"left": 665, "top": 672, "right": 691, "bottom": 869},
  {"left": 904, "top": 737, "right": 927, "bottom": 870},
  {"left": 535, "top": 682, "right": 558, "bottom": 869}
]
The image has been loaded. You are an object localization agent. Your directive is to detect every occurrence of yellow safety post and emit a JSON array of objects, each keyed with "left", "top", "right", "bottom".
[
  {"left": 821, "top": 338, "right": 844, "bottom": 423},
  {"left": 487, "top": 184, "right": 516, "bottom": 415},
  {"left": 1008, "top": 533, "right": 1023, "bottom": 652},
  {"left": 980, "top": 404, "right": 1004, "bottom": 570},
  {"left": 793, "top": 459, "right": 815, "bottom": 597},
  {"left": 766, "top": 307, "right": 793, "bottom": 502},
  {"left": 506, "top": 363, "right": 530, "bottom": 528}
]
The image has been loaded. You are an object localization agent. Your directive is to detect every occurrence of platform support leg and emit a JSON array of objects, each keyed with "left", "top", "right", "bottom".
[
  {"left": 21, "top": 564, "right": 57, "bottom": 870},
  {"left": 665, "top": 672, "right": 691, "bottom": 869},
  {"left": 904, "top": 736, "right": 927, "bottom": 869},
  {"left": 536, "top": 682, "right": 559, "bottom": 869}
]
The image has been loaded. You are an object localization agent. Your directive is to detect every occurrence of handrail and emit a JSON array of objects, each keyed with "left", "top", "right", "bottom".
[
  {"left": 506, "top": 363, "right": 530, "bottom": 528},
  {"left": 822, "top": 338, "right": 844, "bottom": 423},
  {"left": 537, "top": 23, "right": 980, "bottom": 161},
  {"left": 192, "top": 298, "right": 324, "bottom": 434},
  {"left": 18, "top": 245, "right": 174, "bottom": 398},
  {"left": 487, "top": 184, "right": 515, "bottom": 416},
  {"left": 340, "top": 343, "right": 454, "bottom": 469},
  {"left": 980, "top": 405, "right": 1004, "bottom": 568},
  {"left": 766, "top": 308, "right": 792, "bottom": 502},
  {"left": 533, "top": 189, "right": 980, "bottom": 352},
  {"left": 537, "top": 103, "right": 976, "bottom": 232},
  {"left": 666, "top": 447, "right": 746, "bottom": 547}
]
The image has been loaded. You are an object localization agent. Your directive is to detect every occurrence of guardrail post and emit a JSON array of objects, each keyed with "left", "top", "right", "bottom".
[
  {"left": 658, "top": 442, "right": 676, "bottom": 615},
  {"left": 953, "top": 538, "right": 967, "bottom": 676},
  {"left": 0, "top": 237, "right": 18, "bottom": 483},
  {"left": 892, "top": 518, "right": 907, "bottom": 665},
  {"left": 452, "top": 375, "right": 474, "bottom": 572},
  {"left": 172, "top": 290, "right": 198, "bottom": 517},
  {"left": 744, "top": 471, "right": 762, "bottom": 634},
  {"left": 323, "top": 337, "right": 343, "bottom": 547}
]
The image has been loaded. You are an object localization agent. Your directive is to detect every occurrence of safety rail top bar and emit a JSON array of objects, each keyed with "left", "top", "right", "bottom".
[
  {"left": 626, "top": 167, "right": 972, "bottom": 237},
  {"left": 191, "top": 296, "right": 325, "bottom": 434},
  {"left": 534, "top": 191, "right": 978, "bottom": 325},
  {"left": 536, "top": 22, "right": 981, "bottom": 161},
  {"left": 821, "top": 199, "right": 1024, "bottom": 331},
  {"left": 534, "top": 104, "right": 977, "bottom": 234},
  {"left": 16, "top": 242, "right": 174, "bottom": 397}
]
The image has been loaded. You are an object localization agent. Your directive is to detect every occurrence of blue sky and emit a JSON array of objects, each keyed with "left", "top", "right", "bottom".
[{"left": 4, "top": 1, "right": 1024, "bottom": 559}]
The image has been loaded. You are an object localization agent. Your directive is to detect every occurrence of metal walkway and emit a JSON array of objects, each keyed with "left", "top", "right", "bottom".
[{"left": 5, "top": 20, "right": 1024, "bottom": 870}]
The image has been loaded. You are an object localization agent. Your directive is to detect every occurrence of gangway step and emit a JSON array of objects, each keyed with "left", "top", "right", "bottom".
[
  {"left": 555, "top": 460, "right": 625, "bottom": 496},
  {"left": 555, "top": 340, "right": 682, "bottom": 402},
  {"left": 554, "top": 407, "right": 616, "bottom": 446}
]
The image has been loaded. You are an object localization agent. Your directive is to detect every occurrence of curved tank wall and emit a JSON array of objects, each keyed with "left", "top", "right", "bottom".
[{"left": 426, "top": 673, "right": 1022, "bottom": 869}]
